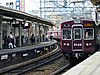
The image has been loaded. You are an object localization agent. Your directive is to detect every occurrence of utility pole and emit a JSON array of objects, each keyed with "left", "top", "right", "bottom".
[{"left": 40, "top": 0, "right": 42, "bottom": 17}]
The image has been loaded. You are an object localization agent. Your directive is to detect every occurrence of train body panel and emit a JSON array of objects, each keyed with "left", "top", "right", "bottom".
[{"left": 60, "top": 18, "right": 97, "bottom": 58}]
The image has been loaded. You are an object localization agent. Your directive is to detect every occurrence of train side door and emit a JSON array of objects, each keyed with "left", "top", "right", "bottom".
[{"left": 72, "top": 25, "right": 83, "bottom": 52}]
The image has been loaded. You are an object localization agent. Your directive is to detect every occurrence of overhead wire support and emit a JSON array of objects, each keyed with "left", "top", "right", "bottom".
[{"left": 40, "top": 0, "right": 95, "bottom": 29}]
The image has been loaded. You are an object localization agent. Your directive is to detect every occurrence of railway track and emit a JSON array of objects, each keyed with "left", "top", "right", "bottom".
[
  {"left": 0, "top": 45, "right": 62, "bottom": 75},
  {"left": 25, "top": 53, "right": 70, "bottom": 75},
  {"left": 50, "top": 63, "right": 70, "bottom": 75}
]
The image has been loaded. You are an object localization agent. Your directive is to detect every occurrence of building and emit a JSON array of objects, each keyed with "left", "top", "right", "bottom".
[{"left": 0, "top": 0, "right": 40, "bottom": 16}]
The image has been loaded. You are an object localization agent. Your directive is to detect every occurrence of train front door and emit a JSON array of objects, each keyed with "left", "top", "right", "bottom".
[{"left": 72, "top": 25, "right": 83, "bottom": 52}]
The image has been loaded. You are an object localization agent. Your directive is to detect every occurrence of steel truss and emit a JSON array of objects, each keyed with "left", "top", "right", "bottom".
[{"left": 40, "top": 0, "right": 95, "bottom": 28}]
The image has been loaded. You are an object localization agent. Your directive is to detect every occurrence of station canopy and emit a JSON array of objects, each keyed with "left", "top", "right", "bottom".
[
  {"left": 91, "top": 0, "right": 100, "bottom": 5},
  {"left": 0, "top": 6, "right": 54, "bottom": 26}
]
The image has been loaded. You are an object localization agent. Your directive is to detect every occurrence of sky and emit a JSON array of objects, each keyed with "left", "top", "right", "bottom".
[
  {"left": 25, "top": 0, "right": 40, "bottom": 11},
  {"left": 0, "top": 0, "right": 98, "bottom": 27},
  {"left": 0, "top": 0, "right": 40, "bottom": 10},
  {"left": 0, "top": 0, "right": 97, "bottom": 19},
  {"left": 0, "top": 0, "right": 93, "bottom": 12},
  {"left": 0, "top": 0, "right": 40, "bottom": 15}
]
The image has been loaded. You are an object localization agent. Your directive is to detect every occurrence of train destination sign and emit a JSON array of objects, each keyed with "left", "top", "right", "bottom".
[{"left": 84, "top": 23, "right": 93, "bottom": 26}]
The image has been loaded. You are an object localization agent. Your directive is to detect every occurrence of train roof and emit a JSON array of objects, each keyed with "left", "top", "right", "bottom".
[
  {"left": 82, "top": 19, "right": 95, "bottom": 22},
  {"left": 48, "top": 29, "right": 60, "bottom": 32},
  {"left": 61, "top": 19, "right": 95, "bottom": 24}
]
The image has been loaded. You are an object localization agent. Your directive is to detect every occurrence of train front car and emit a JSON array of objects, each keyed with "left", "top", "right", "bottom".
[{"left": 60, "top": 18, "right": 96, "bottom": 61}]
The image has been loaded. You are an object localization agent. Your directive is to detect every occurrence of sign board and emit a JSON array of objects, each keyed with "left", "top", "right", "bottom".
[{"left": 16, "top": 0, "right": 25, "bottom": 11}]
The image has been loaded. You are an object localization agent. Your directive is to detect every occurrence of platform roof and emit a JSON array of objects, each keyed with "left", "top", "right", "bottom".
[
  {"left": 0, "top": 6, "right": 54, "bottom": 26},
  {"left": 91, "top": 0, "right": 100, "bottom": 6}
]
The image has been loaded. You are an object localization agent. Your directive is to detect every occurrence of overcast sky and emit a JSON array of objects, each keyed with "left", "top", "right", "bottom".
[{"left": 25, "top": 0, "right": 40, "bottom": 11}]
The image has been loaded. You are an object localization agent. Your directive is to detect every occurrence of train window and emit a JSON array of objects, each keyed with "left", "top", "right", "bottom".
[
  {"left": 84, "top": 28, "right": 94, "bottom": 40},
  {"left": 74, "top": 28, "right": 82, "bottom": 40},
  {"left": 63, "top": 29, "right": 71, "bottom": 40}
]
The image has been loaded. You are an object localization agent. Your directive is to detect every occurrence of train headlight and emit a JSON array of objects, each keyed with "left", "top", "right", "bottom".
[
  {"left": 67, "top": 43, "right": 69, "bottom": 46},
  {"left": 74, "top": 43, "right": 77, "bottom": 46},
  {"left": 86, "top": 43, "right": 89, "bottom": 46},
  {"left": 64, "top": 43, "right": 66, "bottom": 46},
  {"left": 78, "top": 44, "right": 80, "bottom": 46},
  {"left": 80, "top": 44, "right": 82, "bottom": 46},
  {"left": 89, "top": 43, "right": 92, "bottom": 46}
]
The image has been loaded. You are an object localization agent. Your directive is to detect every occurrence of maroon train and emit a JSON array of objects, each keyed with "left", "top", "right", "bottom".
[
  {"left": 60, "top": 18, "right": 99, "bottom": 60},
  {"left": 47, "top": 29, "right": 61, "bottom": 40}
]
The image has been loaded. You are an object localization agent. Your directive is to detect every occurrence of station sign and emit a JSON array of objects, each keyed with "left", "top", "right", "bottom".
[
  {"left": 16, "top": 0, "right": 25, "bottom": 11},
  {"left": 84, "top": 24, "right": 93, "bottom": 27},
  {"left": 16, "top": 0, "right": 20, "bottom": 10},
  {"left": 20, "top": 0, "right": 25, "bottom": 11}
]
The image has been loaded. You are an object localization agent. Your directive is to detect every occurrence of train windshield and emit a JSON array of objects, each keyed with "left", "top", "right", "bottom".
[
  {"left": 73, "top": 28, "right": 82, "bottom": 40},
  {"left": 63, "top": 29, "right": 71, "bottom": 40},
  {"left": 84, "top": 28, "right": 94, "bottom": 40}
]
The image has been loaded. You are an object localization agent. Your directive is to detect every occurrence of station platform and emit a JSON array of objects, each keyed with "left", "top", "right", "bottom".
[
  {"left": 0, "top": 41, "right": 56, "bottom": 55},
  {"left": 0, "top": 40, "right": 58, "bottom": 72},
  {"left": 62, "top": 51, "right": 100, "bottom": 75}
]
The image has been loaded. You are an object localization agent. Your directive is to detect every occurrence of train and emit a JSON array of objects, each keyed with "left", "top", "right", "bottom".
[
  {"left": 47, "top": 29, "right": 61, "bottom": 41},
  {"left": 60, "top": 17, "right": 99, "bottom": 62}
]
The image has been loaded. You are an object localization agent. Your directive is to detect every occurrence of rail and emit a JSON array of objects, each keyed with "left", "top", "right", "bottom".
[{"left": 0, "top": 44, "right": 60, "bottom": 74}]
